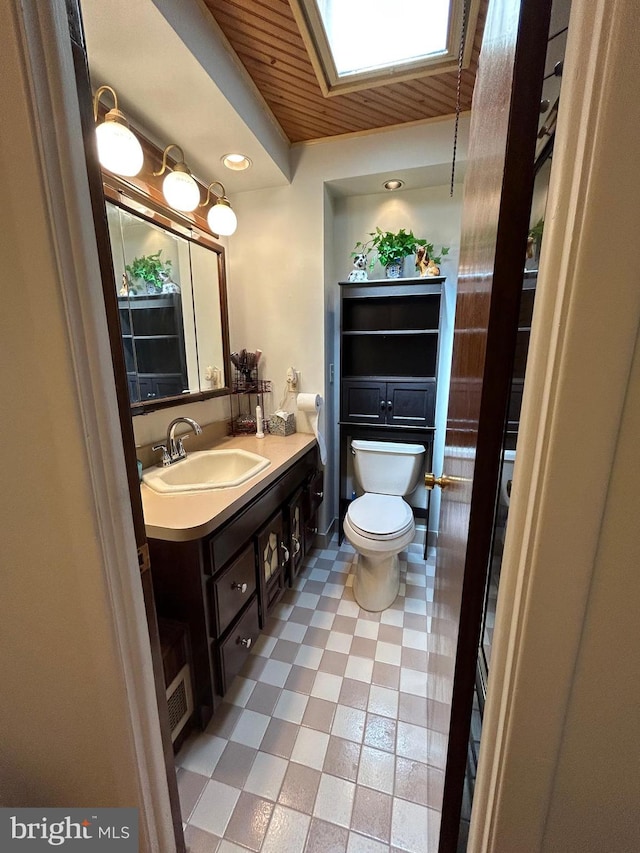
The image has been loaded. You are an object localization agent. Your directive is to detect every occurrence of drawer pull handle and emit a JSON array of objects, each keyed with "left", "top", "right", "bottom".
[
  {"left": 292, "top": 535, "right": 301, "bottom": 556},
  {"left": 232, "top": 581, "right": 248, "bottom": 593},
  {"left": 280, "top": 543, "right": 290, "bottom": 564},
  {"left": 240, "top": 637, "right": 252, "bottom": 649},
  {"left": 314, "top": 490, "right": 324, "bottom": 499}
]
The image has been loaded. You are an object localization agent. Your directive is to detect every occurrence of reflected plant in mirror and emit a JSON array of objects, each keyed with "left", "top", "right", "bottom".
[
  {"left": 125, "top": 250, "right": 175, "bottom": 295},
  {"left": 105, "top": 195, "right": 230, "bottom": 410}
]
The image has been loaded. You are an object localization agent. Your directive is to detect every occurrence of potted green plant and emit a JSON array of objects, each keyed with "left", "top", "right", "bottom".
[
  {"left": 353, "top": 228, "right": 449, "bottom": 278},
  {"left": 527, "top": 217, "right": 544, "bottom": 264},
  {"left": 125, "top": 250, "right": 173, "bottom": 294}
]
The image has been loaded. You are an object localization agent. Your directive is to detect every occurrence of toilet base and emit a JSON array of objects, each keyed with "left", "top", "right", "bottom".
[{"left": 353, "top": 553, "right": 400, "bottom": 612}]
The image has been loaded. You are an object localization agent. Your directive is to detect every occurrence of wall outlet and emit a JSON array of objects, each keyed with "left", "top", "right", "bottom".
[{"left": 286, "top": 367, "right": 298, "bottom": 390}]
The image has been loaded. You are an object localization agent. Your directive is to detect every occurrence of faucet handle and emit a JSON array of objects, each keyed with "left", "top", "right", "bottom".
[
  {"left": 175, "top": 435, "right": 191, "bottom": 458},
  {"left": 152, "top": 443, "right": 171, "bottom": 467}
]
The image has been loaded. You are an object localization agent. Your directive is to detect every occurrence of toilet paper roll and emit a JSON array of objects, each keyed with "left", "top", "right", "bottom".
[{"left": 296, "top": 392, "right": 327, "bottom": 464}]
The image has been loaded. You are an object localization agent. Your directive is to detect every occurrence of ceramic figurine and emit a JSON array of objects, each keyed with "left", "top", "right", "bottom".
[
  {"left": 426, "top": 258, "right": 440, "bottom": 276},
  {"left": 415, "top": 246, "right": 430, "bottom": 277},
  {"left": 416, "top": 246, "right": 441, "bottom": 277},
  {"left": 348, "top": 252, "right": 369, "bottom": 282}
]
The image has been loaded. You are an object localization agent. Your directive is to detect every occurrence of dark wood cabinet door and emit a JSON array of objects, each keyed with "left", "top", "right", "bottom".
[
  {"left": 341, "top": 380, "right": 387, "bottom": 423},
  {"left": 386, "top": 381, "right": 436, "bottom": 428},
  {"left": 286, "top": 488, "right": 305, "bottom": 583},
  {"left": 256, "top": 511, "right": 286, "bottom": 624}
]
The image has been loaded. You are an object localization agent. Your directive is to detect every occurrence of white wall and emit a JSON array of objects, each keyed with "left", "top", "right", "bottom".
[{"left": 226, "top": 117, "right": 469, "bottom": 533}]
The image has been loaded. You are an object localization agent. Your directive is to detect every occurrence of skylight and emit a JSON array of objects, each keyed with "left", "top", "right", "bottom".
[
  {"left": 316, "top": 0, "right": 451, "bottom": 78},
  {"left": 290, "top": 0, "right": 474, "bottom": 96}
]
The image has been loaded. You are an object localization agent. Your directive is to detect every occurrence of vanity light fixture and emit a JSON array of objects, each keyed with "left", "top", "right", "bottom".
[
  {"left": 153, "top": 144, "right": 200, "bottom": 213},
  {"left": 92, "top": 85, "right": 144, "bottom": 177},
  {"left": 222, "top": 153, "right": 252, "bottom": 171},
  {"left": 383, "top": 179, "right": 404, "bottom": 191},
  {"left": 200, "top": 181, "right": 238, "bottom": 236}
]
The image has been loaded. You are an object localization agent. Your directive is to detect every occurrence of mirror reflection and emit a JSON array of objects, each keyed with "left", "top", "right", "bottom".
[{"left": 106, "top": 198, "right": 228, "bottom": 408}]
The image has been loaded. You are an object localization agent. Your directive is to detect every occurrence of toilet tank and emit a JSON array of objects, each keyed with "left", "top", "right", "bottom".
[{"left": 352, "top": 440, "right": 425, "bottom": 496}]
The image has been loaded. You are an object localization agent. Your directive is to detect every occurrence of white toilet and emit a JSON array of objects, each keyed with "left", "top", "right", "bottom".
[{"left": 343, "top": 440, "right": 425, "bottom": 611}]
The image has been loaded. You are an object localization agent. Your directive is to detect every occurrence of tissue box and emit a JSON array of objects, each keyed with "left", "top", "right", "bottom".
[{"left": 268, "top": 412, "right": 296, "bottom": 436}]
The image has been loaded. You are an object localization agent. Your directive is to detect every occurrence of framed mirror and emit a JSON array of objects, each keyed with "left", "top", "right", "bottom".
[{"left": 104, "top": 188, "right": 231, "bottom": 413}]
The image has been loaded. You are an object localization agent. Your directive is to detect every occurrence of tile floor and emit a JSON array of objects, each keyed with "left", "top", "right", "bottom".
[{"left": 176, "top": 534, "right": 456, "bottom": 853}]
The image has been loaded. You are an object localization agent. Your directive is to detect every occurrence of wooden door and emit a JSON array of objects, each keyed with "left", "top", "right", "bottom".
[
  {"left": 435, "top": 0, "right": 553, "bottom": 849},
  {"left": 65, "top": 1, "right": 185, "bottom": 849}
]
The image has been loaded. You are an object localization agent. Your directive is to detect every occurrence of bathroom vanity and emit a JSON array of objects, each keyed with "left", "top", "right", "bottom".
[{"left": 141, "top": 434, "right": 323, "bottom": 729}]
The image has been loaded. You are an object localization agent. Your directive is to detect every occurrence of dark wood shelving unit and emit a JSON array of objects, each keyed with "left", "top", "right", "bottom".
[
  {"left": 338, "top": 277, "right": 445, "bottom": 552},
  {"left": 118, "top": 292, "right": 188, "bottom": 403}
]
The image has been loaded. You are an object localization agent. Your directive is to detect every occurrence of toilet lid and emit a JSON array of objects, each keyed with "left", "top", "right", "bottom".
[{"left": 348, "top": 494, "right": 413, "bottom": 539}]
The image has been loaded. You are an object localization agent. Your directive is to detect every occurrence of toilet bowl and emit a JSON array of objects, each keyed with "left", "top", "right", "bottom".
[
  {"left": 500, "top": 449, "right": 517, "bottom": 510},
  {"left": 343, "top": 440, "right": 425, "bottom": 611}
]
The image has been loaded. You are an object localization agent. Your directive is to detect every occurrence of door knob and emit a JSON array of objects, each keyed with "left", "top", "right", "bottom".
[{"left": 424, "top": 472, "right": 458, "bottom": 490}]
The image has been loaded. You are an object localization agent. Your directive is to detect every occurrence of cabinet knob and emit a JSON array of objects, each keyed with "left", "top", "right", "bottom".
[
  {"left": 280, "top": 543, "right": 290, "bottom": 564},
  {"left": 232, "top": 581, "right": 248, "bottom": 593},
  {"left": 387, "top": 401, "right": 393, "bottom": 410},
  {"left": 240, "top": 637, "right": 252, "bottom": 648},
  {"left": 314, "top": 490, "right": 324, "bottom": 499},
  {"left": 292, "top": 535, "right": 301, "bottom": 556},
  {"left": 380, "top": 401, "right": 386, "bottom": 411}
]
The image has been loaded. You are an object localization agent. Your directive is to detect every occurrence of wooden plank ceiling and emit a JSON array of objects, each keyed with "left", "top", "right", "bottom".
[{"left": 202, "top": 0, "right": 488, "bottom": 143}]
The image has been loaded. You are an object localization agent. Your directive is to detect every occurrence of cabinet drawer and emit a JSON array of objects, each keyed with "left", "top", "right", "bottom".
[
  {"left": 217, "top": 597, "right": 260, "bottom": 695},
  {"left": 210, "top": 543, "right": 256, "bottom": 638}
]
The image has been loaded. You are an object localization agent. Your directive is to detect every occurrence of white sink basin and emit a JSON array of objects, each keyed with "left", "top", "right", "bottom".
[{"left": 142, "top": 449, "right": 270, "bottom": 493}]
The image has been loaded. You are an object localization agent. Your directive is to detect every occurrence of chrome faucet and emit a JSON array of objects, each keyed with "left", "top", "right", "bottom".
[{"left": 152, "top": 417, "right": 202, "bottom": 466}]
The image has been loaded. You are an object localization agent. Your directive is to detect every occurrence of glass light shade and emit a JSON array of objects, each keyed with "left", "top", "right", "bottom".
[
  {"left": 96, "top": 120, "right": 143, "bottom": 177},
  {"left": 207, "top": 201, "right": 237, "bottom": 236},
  {"left": 162, "top": 169, "right": 200, "bottom": 212}
]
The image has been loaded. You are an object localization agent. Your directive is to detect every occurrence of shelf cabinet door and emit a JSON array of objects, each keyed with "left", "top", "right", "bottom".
[
  {"left": 256, "top": 511, "right": 286, "bottom": 624},
  {"left": 286, "top": 488, "right": 305, "bottom": 584},
  {"left": 341, "top": 380, "right": 387, "bottom": 424},
  {"left": 386, "top": 382, "right": 436, "bottom": 428}
]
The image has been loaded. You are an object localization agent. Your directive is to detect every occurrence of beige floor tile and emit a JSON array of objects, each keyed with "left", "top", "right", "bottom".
[
  {"left": 211, "top": 742, "right": 256, "bottom": 789},
  {"left": 306, "top": 818, "right": 349, "bottom": 853},
  {"left": 323, "top": 735, "right": 361, "bottom": 782},
  {"left": 260, "top": 805, "right": 311, "bottom": 853},
  {"left": 302, "top": 696, "right": 336, "bottom": 733},
  {"left": 351, "top": 786, "right": 392, "bottom": 844},
  {"left": 176, "top": 768, "right": 208, "bottom": 822},
  {"left": 260, "top": 717, "right": 299, "bottom": 759},
  {"left": 224, "top": 791, "right": 273, "bottom": 852},
  {"left": 278, "top": 762, "right": 321, "bottom": 814},
  {"left": 183, "top": 825, "right": 221, "bottom": 853}
]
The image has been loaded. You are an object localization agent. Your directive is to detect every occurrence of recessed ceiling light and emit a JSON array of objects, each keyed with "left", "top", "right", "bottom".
[
  {"left": 222, "top": 153, "right": 253, "bottom": 171},
  {"left": 383, "top": 179, "right": 404, "bottom": 191}
]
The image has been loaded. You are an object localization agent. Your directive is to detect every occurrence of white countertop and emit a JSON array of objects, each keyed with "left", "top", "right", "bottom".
[{"left": 140, "top": 432, "right": 317, "bottom": 542}]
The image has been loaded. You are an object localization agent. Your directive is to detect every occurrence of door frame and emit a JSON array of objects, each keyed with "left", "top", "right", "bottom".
[
  {"left": 10, "top": 1, "right": 175, "bottom": 848},
  {"left": 469, "top": 0, "right": 640, "bottom": 848}
]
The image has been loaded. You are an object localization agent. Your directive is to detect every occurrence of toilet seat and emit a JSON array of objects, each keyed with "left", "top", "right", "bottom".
[{"left": 347, "top": 493, "right": 413, "bottom": 540}]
